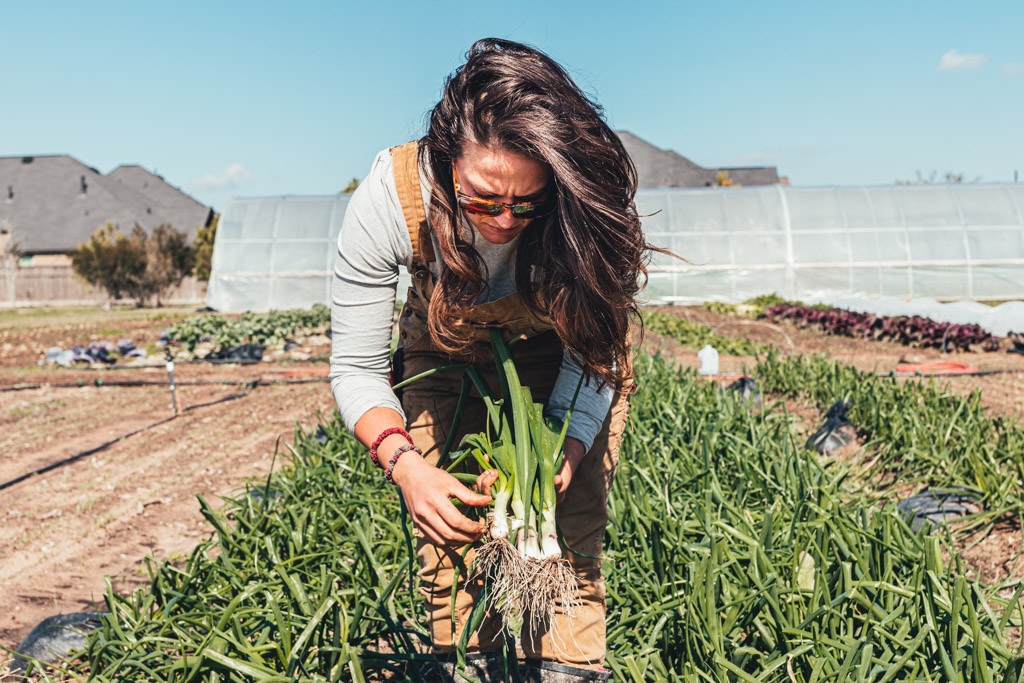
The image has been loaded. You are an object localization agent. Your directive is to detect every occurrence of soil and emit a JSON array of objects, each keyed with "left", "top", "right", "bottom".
[{"left": 0, "top": 308, "right": 335, "bottom": 673}]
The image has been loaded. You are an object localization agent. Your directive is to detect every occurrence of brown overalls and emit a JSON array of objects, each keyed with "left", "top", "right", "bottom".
[{"left": 389, "top": 142, "right": 632, "bottom": 667}]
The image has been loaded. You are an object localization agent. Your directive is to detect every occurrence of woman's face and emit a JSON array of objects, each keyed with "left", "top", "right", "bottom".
[{"left": 452, "top": 140, "right": 552, "bottom": 245}]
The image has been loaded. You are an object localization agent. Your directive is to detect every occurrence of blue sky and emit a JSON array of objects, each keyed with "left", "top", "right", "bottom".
[{"left": 3, "top": 1, "right": 1022, "bottom": 211}]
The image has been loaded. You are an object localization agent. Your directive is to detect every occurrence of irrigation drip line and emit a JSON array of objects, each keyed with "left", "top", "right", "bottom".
[
  {"left": 0, "top": 414, "right": 178, "bottom": 493},
  {"left": 692, "top": 366, "right": 1023, "bottom": 385},
  {"left": 885, "top": 367, "right": 1024, "bottom": 378},
  {"left": 710, "top": 320, "right": 797, "bottom": 353},
  {"left": 32, "top": 355, "right": 331, "bottom": 372},
  {"left": 0, "top": 376, "right": 330, "bottom": 393},
  {"left": 0, "top": 376, "right": 329, "bottom": 493}
]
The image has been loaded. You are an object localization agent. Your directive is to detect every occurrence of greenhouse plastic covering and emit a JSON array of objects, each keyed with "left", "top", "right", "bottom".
[
  {"left": 207, "top": 195, "right": 411, "bottom": 312},
  {"left": 208, "top": 184, "right": 1024, "bottom": 314},
  {"left": 639, "top": 183, "right": 1024, "bottom": 305}
]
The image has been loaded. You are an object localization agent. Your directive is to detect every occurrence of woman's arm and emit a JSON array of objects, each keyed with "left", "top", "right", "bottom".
[
  {"left": 329, "top": 152, "right": 409, "bottom": 431},
  {"left": 545, "top": 349, "right": 616, "bottom": 493},
  {"left": 330, "top": 150, "right": 489, "bottom": 545}
]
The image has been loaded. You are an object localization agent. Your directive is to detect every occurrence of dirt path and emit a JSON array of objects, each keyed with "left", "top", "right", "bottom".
[{"left": 0, "top": 361, "right": 336, "bottom": 663}]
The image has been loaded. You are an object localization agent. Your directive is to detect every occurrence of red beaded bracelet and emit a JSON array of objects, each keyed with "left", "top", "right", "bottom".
[
  {"left": 369, "top": 427, "right": 413, "bottom": 469},
  {"left": 385, "top": 443, "right": 422, "bottom": 484}
]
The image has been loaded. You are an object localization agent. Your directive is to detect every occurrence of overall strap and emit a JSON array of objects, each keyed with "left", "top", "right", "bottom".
[{"left": 390, "top": 142, "right": 436, "bottom": 281}]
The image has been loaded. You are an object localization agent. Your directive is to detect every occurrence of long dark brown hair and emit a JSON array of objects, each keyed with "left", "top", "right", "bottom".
[{"left": 419, "top": 38, "right": 664, "bottom": 386}]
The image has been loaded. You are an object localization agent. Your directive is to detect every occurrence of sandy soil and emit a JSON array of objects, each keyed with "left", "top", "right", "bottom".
[{"left": 0, "top": 310, "right": 335, "bottom": 668}]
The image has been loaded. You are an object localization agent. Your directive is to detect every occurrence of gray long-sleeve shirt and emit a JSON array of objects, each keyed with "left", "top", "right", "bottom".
[{"left": 329, "top": 149, "right": 614, "bottom": 450}]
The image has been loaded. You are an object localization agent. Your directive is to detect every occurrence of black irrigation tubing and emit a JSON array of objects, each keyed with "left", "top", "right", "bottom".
[
  {"left": 0, "top": 414, "right": 178, "bottom": 493},
  {"left": 699, "top": 368, "right": 1023, "bottom": 383},
  {"left": 182, "top": 355, "right": 331, "bottom": 365},
  {"left": 882, "top": 367, "right": 1024, "bottom": 378},
  {"left": 0, "top": 377, "right": 329, "bottom": 493},
  {"left": 0, "top": 376, "right": 331, "bottom": 393},
  {"left": 49, "top": 355, "right": 332, "bottom": 371},
  {"left": 2, "top": 379, "right": 237, "bottom": 392}
]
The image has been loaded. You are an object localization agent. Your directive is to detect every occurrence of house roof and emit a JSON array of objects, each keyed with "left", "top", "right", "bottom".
[
  {"left": 0, "top": 155, "right": 213, "bottom": 253},
  {"left": 107, "top": 165, "right": 212, "bottom": 227},
  {"left": 616, "top": 131, "right": 780, "bottom": 188}
]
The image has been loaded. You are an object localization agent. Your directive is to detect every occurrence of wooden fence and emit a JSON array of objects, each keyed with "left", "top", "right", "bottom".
[{"left": 0, "top": 266, "right": 206, "bottom": 307}]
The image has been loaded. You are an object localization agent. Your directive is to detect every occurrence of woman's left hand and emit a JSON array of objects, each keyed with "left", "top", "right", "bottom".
[{"left": 553, "top": 437, "right": 586, "bottom": 497}]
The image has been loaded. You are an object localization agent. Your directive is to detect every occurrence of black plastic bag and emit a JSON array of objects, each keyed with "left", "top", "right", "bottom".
[
  {"left": 806, "top": 399, "right": 858, "bottom": 455},
  {"left": 896, "top": 488, "right": 983, "bottom": 533},
  {"left": 205, "top": 343, "right": 265, "bottom": 363},
  {"left": 724, "top": 376, "right": 762, "bottom": 407},
  {"left": 11, "top": 612, "right": 107, "bottom": 675}
]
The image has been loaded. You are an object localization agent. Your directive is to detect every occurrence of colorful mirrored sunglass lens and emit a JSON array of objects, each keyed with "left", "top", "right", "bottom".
[
  {"left": 452, "top": 163, "right": 553, "bottom": 219},
  {"left": 457, "top": 196, "right": 551, "bottom": 218}
]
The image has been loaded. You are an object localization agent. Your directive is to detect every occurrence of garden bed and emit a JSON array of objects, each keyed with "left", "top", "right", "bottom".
[{"left": 3, "top": 305, "right": 1024, "bottom": 679}]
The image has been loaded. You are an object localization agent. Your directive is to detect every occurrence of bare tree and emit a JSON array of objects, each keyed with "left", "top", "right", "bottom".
[{"left": 895, "top": 170, "right": 981, "bottom": 185}]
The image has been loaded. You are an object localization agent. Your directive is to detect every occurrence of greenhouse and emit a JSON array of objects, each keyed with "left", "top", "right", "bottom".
[
  {"left": 208, "top": 183, "right": 1024, "bottom": 313},
  {"left": 207, "top": 194, "right": 411, "bottom": 312},
  {"left": 641, "top": 182, "right": 1024, "bottom": 304}
]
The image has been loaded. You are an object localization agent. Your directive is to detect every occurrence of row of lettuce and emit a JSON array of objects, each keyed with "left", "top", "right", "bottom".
[
  {"left": 54, "top": 345, "right": 1024, "bottom": 681},
  {"left": 702, "top": 294, "right": 1010, "bottom": 352}
]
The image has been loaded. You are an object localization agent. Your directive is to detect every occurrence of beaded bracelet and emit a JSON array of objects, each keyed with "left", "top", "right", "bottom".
[
  {"left": 385, "top": 443, "right": 422, "bottom": 484},
  {"left": 369, "top": 427, "right": 413, "bottom": 469}
]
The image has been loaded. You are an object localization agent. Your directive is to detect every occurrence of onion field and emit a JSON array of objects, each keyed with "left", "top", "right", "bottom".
[{"left": 49, "top": 348, "right": 1024, "bottom": 681}]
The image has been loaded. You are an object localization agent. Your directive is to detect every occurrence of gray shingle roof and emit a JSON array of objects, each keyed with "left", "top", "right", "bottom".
[
  {"left": 108, "top": 165, "right": 212, "bottom": 228},
  {"left": 0, "top": 155, "right": 213, "bottom": 253},
  {"left": 616, "top": 131, "right": 780, "bottom": 188}
]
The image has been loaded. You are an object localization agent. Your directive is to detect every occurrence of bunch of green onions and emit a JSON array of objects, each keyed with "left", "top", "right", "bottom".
[
  {"left": 458, "top": 330, "right": 582, "bottom": 558},
  {"left": 396, "top": 330, "right": 584, "bottom": 638}
]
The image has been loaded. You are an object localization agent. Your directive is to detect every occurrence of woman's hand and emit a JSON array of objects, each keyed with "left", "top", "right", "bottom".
[
  {"left": 391, "top": 452, "right": 492, "bottom": 547},
  {"left": 553, "top": 437, "right": 587, "bottom": 498}
]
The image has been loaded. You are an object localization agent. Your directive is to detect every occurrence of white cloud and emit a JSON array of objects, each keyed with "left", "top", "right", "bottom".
[
  {"left": 937, "top": 49, "right": 988, "bottom": 71},
  {"left": 1001, "top": 62, "right": 1024, "bottom": 79},
  {"left": 189, "top": 163, "right": 253, "bottom": 191}
]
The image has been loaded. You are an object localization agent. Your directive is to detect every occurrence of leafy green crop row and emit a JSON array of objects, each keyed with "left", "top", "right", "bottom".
[
  {"left": 65, "top": 418, "right": 425, "bottom": 682},
  {"left": 756, "top": 350, "right": 1024, "bottom": 537},
  {"left": 166, "top": 305, "right": 330, "bottom": 353},
  {"left": 643, "top": 310, "right": 767, "bottom": 356},
  {"left": 603, "top": 352, "right": 1022, "bottom": 680},
  {"left": 702, "top": 295, "right": 831, "bottom": 318},
  {"left": 52, "top": 350, "right": 1024, "bottom": 681}
]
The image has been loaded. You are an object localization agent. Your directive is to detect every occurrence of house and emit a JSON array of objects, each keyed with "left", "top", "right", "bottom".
[
  {"left": 0, "top": 155, "right": 213, "bottom": 266},
  {"left": 616, "top": 131, "right": 783, "bottom": 188},
  {"left": 0, "top": 155, "right": 213, "bottom": 305}
]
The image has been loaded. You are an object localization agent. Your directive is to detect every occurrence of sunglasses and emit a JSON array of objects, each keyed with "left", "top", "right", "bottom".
[{"left": 452, "top": 163, "right": 554, "bottom": 220}]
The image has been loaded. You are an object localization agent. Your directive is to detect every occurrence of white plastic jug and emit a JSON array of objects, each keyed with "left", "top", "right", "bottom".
[{"left": 697, "top": 344, "right": 719, "bottom": 376}]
